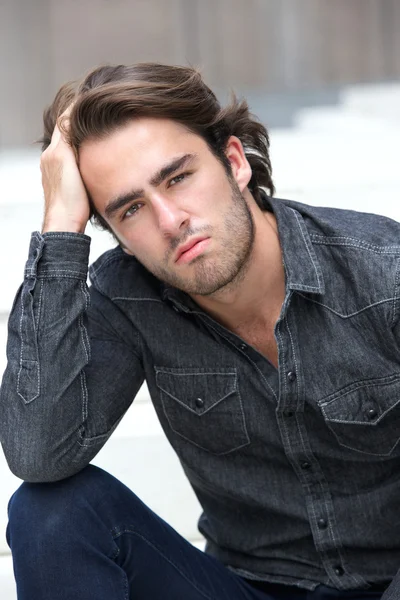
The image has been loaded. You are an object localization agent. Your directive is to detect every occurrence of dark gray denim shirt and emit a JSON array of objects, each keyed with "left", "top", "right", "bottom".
[{"left": 1, "top": 196, "right": 400, "bottom": 593}]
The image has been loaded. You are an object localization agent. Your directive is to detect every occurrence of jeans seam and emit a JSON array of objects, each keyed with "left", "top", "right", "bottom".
[
  {"left": 122, "top": 570, "right": 129, "bottom": 600},
  {"left": 112, "top": 528, "right": 216, "bottom": 600}
]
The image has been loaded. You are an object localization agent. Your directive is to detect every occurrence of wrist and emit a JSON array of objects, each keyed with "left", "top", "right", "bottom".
[
  {"left": 42, "top": 215, "right": 88, "bottom": 235},
  {"left": 41, "top": 223, "right": 86, "bottom": 234}
]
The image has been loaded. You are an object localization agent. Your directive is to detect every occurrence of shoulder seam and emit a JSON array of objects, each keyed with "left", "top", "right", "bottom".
[{"left": 310, "top": 234, "right": 400, "bottom": 255}]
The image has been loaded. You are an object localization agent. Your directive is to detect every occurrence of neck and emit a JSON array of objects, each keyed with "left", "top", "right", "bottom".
[{"left": 191, "top": 201, "right": 286, "bottom": 331}]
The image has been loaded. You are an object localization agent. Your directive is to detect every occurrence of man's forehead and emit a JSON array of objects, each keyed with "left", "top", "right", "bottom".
[
  {"left": 83, "top": 117, "right": 200, "bottom": 154},
  {"left": 79, "top": 118, "right": 209, "bottom": 180}
]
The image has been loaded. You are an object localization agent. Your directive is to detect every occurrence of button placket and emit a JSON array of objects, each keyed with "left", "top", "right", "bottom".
[{"left": 277, "top": 322, "right": 348, "bottom": 579}]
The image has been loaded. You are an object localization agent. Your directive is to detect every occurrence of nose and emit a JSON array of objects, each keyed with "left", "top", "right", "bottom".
[{"left": 152, "top": 194, "right": 189, "bottom": 237}]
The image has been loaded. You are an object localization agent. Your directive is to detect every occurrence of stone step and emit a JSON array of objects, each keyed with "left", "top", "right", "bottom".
[
  {"left": 342, "top": 82, "right": 400, "bottom": 122},
  {"left": 294, "top": 82, "right": 400, "bottom": 132},
  {"left": 0, "top": 555, "right": 16, "bottom": 600}
]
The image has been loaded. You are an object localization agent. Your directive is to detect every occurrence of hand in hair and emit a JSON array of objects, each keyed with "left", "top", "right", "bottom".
[{"left": 40, "top": 107, "right": 90, "bottom": 234}]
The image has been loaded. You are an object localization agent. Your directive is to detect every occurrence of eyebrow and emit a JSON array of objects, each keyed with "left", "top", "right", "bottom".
[{"left": 104, "top": 153, "right": 197, "bottom": 220}]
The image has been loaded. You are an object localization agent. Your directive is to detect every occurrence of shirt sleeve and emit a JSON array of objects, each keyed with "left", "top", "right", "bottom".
[
  {"left": 0, "top": 232, "right": 144, "bottom": 482},
  {"left": 381, "top": 571, "right": 400, "bottom": 600}
]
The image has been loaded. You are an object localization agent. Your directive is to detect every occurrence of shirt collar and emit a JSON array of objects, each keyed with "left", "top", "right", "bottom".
[{"left": 265, "top": 195, "right": 325, "bottom": 295}]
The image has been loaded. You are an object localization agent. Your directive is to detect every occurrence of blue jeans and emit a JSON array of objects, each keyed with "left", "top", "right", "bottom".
[{"left": 6, "top": 465, "right": 385, "bottom": 599}]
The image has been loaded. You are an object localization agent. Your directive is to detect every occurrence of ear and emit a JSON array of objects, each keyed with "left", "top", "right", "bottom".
[{"left": 224, "top": 136, "right": 252, "bottom": 192}]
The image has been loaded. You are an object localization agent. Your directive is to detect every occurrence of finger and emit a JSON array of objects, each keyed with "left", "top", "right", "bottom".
[
  {"left": 52, "top": 103, "right": 75, "bottom": 147},
  {"left": 58, "top": 103, "right": 74, "bottom": 132},
  {"left": 61, "top": 104, "right": 74, "bottom": 119},
  {"left": 50, "top": 121, "right": 62, "bottom": 147}
]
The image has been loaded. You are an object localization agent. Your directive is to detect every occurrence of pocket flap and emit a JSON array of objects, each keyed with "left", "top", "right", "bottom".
[
  {"left": 155, "top": 368, "right": 237, "bottom": 415},
  {"left": 319, "top": 375, "right": 400, "bottom": 425}
]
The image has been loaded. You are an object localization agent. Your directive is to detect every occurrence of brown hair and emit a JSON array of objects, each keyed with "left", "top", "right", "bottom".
[{"left": 41, "top": 63, "right": 275, "bottom": 232}]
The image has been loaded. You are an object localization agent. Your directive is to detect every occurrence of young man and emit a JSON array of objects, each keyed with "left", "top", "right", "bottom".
[{"left": 0, "top": 63, "right": 399, "bottom": 600}]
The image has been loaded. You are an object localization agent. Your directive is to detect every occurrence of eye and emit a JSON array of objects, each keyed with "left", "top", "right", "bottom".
[
  {"left": 122, "top": 202, "right": 143, "bottom": 220},
  {"left": 169, "top": 172, "right": 190, "bottom": 187}
]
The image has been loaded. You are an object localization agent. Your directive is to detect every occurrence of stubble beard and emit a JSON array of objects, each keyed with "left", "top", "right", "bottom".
[{"left": 149, "top": 181, "right": 256, "bottom": 296}]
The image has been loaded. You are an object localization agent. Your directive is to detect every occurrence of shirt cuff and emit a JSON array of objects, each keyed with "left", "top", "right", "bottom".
[{"left": 25, "top": 231, "right": 91, "bottom": 279}]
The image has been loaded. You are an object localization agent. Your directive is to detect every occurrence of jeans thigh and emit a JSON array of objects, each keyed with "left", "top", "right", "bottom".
[
  {"left": 7, "top": 464, "right": 280, "bottom": 600},
  {"left": 103, "top": 474, "right": 279, "bottom": 600}
]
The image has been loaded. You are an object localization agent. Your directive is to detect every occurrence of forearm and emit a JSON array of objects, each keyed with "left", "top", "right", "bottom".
[
  {"left": 0, "top": 232, "right": 143, "bottom": 482},
  {"left": 0, "top": 231, "right": 94, "bottom": 480}
]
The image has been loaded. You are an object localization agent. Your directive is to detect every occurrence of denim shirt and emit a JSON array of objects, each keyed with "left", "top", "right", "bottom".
[{"left": 1, "top": 196, "right": 400, "bottom": 593}]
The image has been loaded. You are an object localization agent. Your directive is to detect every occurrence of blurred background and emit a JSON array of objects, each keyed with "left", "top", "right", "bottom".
[{"left": 1, "top": 1, "right": 400, "bottom": 596}]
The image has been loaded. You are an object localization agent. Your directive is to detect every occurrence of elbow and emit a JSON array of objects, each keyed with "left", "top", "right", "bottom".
[
  {"left": 2, "top": 446, "right": 83, "bottom": 483},
  {"left": 8, "top": 464, "right": 66, "bottom": 484},
  {"left": 6, "top": 458, "right": 70, "bottom": 483}
]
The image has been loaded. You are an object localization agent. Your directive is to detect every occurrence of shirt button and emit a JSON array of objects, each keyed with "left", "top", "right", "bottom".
[
  {"left": 317, "top": 518, "right": 327, "bottom": 530},
  {"left": 367, "top": 408, "right": 378, "bottom": 420},
  {"left": 283, "top": 410, "right": 294, "bottom": 418},
  {"left": 239, "top": 343, "right": 247, "bottom": 351},
  {"left": 287, "top": 371, "right": 296, "bottom": 382},
  {"left": 195, "top": 398, "right": 204, "bottom": 409},
  {"left": 300, "top": 461, "right": 311, "bottom": 470},
  {"left": 334, "top": 566, "right": 344, "bottom": 576}
]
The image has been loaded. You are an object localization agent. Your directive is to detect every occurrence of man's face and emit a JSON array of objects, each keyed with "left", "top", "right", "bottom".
[{"left": 79, "top": 117, "right": 254, "bottom": 296}]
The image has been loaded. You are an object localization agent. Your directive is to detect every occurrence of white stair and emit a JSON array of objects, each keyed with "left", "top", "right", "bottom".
[{"left": 0, "top": 555, "right": 16, "bottom": 599}]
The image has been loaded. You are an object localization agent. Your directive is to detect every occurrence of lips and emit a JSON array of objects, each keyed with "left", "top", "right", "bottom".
[
  {"left": 175, "top": 237, "right": 210, "bottom": 264},
  {"left": 176, "top": 237, "right": 206, "bottom": 260}
]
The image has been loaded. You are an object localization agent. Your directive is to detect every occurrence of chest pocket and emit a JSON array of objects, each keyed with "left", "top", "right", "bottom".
[
  {"left": 318, "top": 375, "right": 400, "bottom": 456},
  {"left": 155, "top": 367, "right": 250, "bottom": 455}
]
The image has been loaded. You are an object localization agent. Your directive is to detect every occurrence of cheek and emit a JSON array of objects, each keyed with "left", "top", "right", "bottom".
[
  {"left": 118, "top": 226, "right": 162, "bottom": 261},
  {"left": 188, "top": 181, "right": 225, "bottom": 215}
]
